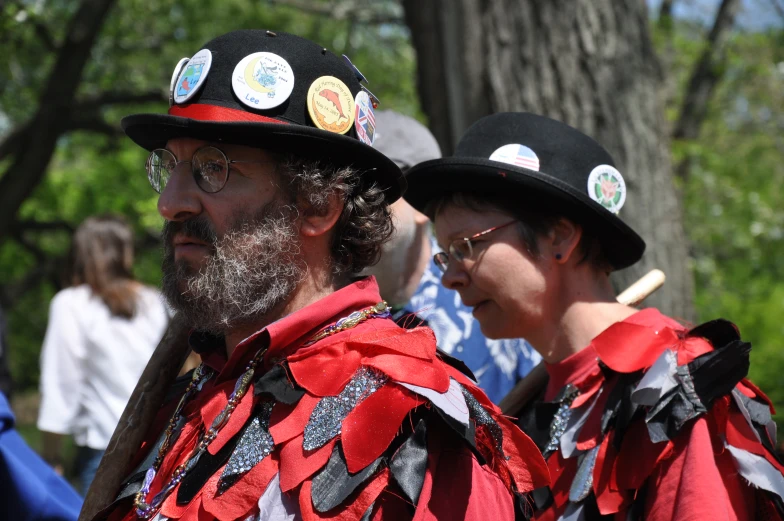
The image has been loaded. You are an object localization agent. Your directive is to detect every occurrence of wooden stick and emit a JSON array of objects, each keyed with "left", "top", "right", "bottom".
[
  {"left": 79, "top": 313, "right": 191, "bottom": 521},
  {"left": 498, "top": 269, "right": 666, "bottom": 415}
]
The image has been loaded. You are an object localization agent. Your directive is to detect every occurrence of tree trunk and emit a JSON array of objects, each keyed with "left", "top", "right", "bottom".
[{"left": 403, "top": 0, "right": 694, "bottom": 320}]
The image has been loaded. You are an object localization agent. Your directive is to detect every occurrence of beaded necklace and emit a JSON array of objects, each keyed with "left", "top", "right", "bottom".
[{"left": 133, "top": 301, "right": 389, "bottom": 519}]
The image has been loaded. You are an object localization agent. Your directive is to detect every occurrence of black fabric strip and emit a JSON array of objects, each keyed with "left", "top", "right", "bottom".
[
  {"left": 431, "top": 400, "right": 480, "bottom": 459},
  {"left": 686, "top": 339, "right": 750, "bottom": 407},
  {"left": 600, "top": 372, "right": 641, "bottom": 435},
  {"left": 687, "top": 319, "right": 740, "bottom": 347},
  {"left": 435, "top": 349, "right": 477, "bottom": 382},
  {"left": 176, "top": 427, "right": 242, "bottom": 504},
  {"left": 311, "top": 443, "right": 384, "bottom": 512},
  {"left": 389, "top": 419, "right": 428, "bottom": 506},
  {"left": 253, "top": 363, "right": 305, "bottom": 404},
  {"left": 530, "top": 486, "right": 552, "bottom": 511},
  {"left": 513, "top": 385, "right": 552, "bottom": 453}
]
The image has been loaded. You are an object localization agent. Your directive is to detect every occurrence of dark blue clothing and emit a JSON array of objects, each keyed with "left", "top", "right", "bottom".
[
  {"left": 0, "top": 392, "right": 82, "bottom": 521},
  {"left": 405, "top": 240, "right": 541, "bottom": 404},
  {"left": 74, "top": 445, "right": 103, "bottom": 497}
]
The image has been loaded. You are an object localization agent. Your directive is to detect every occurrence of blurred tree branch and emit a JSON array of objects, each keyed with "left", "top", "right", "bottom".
[
  {"left": 672, "top": 0, "right": 741, "bottom": 182},
  {"left": 672, "top": 0, "right": 740, "bottom": 143},
  {"left": 73, "top": 90, "right": 165, "bottom": 111},
  {"left": 659, "top": 0, "right": 675, "bottom": 24},
  {"left": 266, "top": 0, "right": 404, "bottom": 24},
  {"left": 0, "top": 0, "right": 118, "bottom": 244},
  {"left": 769, "top": 0, "right": 784, "bottom": 20}
]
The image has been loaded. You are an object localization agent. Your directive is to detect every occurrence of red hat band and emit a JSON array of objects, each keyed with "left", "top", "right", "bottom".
[{"left": 168, "top": 104, "right": 288, "bottom": 125}]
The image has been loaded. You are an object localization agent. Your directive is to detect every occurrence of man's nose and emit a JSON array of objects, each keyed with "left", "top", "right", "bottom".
[{"left": 157, "top": 165, "right": 202, "bottom": 222}]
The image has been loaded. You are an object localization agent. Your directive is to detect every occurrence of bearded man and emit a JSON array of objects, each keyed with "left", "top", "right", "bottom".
[{"left": 92, "top": 30, "right": 549, "bottom": 521}]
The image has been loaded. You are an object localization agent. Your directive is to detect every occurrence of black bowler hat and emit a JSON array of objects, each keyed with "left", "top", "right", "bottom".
[
  {"left": 404, "top": 112, "right": 645, "bottom": 270},
  {"left": 121, "top": 30, "right": 404, "bottom": 202}
]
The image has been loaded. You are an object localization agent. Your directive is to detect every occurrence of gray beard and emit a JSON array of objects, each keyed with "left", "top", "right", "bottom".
[{"left": 161, "top": 203, "right": 305, "bottom": 334}]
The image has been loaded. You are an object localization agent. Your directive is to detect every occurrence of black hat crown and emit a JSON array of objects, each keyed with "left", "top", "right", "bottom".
[
  {"left": 122, "top": 30, "right": 403, "bottom": 202},
  {"left": 404, "top": 112, "right": 645, "bottom": 269}
]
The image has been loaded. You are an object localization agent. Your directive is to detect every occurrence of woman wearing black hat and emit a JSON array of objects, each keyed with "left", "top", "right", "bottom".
[{"left": 404, "top": 112, "right": 784, "bottom": 521}]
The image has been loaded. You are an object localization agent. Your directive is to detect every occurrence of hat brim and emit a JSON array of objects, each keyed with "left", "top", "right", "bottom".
[
  {"left": 404, "top": 157, "right": 645, "bottom": 270},
  {"left": 122, "top": 113, "right": 405, "bottom": 203}
]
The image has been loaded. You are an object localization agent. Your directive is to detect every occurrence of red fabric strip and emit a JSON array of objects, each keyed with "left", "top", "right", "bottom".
[{"left": 168, "top": 104, "right": 289, "bottom": 124}]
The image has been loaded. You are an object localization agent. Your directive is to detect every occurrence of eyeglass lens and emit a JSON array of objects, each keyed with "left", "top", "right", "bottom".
[
  {"left": 146, "top": 147, "right": 230, "bottom": 194},
  {"left": 434, "top": 239, "right": 474, "bottom": 273}
]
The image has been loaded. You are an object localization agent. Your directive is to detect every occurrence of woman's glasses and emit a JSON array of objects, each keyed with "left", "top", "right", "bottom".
[
  {"left": 146, "top": 145, "right": 270, "bottom": 194},
  {"left": 434, "top": 221, "right": 518, "bottom": 273}
]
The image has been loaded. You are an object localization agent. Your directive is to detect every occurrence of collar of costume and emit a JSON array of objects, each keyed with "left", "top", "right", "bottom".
[
  {"left": 519, "top": 309, "right": 784, "bottom": 519},
  {"left": 187, "top": 276, "right": 388, "bottom": 380},
  {"left": 106, "top": 277, "right": 550, "bottom": 521}
]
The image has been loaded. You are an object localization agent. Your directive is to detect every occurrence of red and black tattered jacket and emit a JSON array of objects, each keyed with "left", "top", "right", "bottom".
[
  {"left": 96, "top": 278, "right": 550, "bottom": 521},
  {"left": 515, "top": 308, "right": 784, "bottom": 521}
]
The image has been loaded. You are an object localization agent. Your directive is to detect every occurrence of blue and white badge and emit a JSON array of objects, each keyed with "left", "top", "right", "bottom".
[
  {"left": 169, "top": 57, "right": 190, "bottom": 107},
  {"left": 489, "top": 144, "right": 540, "bottom": 171},
  {"left": 354, "top": 90, "right": 376, "bottom": 146},
  {"left": 232, "top": 52, "right": 295, "bottom": 110},
  {"left": 173, "top": 49, "right": 213, "bottom": 104}
]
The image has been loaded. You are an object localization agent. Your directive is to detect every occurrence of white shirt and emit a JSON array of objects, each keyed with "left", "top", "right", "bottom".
[{"left": 37, "top": 284, "right": 169, "bottom": 449}]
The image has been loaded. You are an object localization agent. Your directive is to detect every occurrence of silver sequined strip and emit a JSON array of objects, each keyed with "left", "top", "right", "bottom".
[
  {"left": 303, "top": 367, "right": 388, "bottom": 451},
  {"left": 219, "top": 401, "right": 275, "bottom": 489},
  {"left": 459, "top": 384, "right": 507, "bottom": 459},
  {"left": 544, "top": 384, "right": 580, "bottom": 458}
]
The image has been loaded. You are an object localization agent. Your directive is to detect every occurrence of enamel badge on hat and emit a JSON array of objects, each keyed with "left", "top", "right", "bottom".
[
  {"left": 169, "top": 57, "right": 190, "bottom": 107},
  {"left": 353, "top": 90, "right": 376, "bottom": 146},
  {"left": 307, "top": 76, "right": 355, "bottom": 134},
  {"left": 173, "top": 49, "right": 213, "bottom": 104},
  {"left": 587, "top": 164, "right": 626, "bottom": 214},
  {"left": 232, "top": 52, "right": 295, "bottom": 110},
  {"left": 489, "top": 144, "right": 541, "bottom": 171}
]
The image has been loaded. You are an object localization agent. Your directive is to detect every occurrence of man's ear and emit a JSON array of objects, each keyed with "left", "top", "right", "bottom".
[
  {"left": 298, "top": 191, "right": 344, "bottom": 238},
  {"left": 549, "top": 218, "right": 582, "bottom": 264}
]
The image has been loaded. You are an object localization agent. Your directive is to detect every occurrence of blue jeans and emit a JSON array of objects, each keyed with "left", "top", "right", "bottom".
[{"left": 74, "top": 445, "right": 104, "bottom": 497}]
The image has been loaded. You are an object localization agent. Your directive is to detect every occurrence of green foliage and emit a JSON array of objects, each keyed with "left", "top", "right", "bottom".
[
  {"left": 664, "top": 25, "right": 784, "bottom": 428},
  {"left": 0, "top": 0, "right": 419, "bottom": 393}
]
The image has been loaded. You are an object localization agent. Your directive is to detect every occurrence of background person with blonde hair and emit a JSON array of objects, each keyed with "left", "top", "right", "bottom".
[{"left": 36, "top": 215, "right": 169, "bottom": 495}]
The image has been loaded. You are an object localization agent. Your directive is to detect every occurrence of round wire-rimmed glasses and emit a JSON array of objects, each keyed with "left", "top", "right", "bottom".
[
  {"left": 146, "top": 146, "right": 271, "bottom": 194},
  {"left": 434, "top": 220, "right": 518, "bottom": 273}
]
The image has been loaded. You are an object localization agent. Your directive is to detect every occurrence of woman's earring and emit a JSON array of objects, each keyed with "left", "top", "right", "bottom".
[{"left": 555, "top": 253, "right": 562, "bottom": 260}]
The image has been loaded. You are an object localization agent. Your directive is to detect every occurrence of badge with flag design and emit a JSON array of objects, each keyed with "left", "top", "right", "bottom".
[
  {"left": 354, "top": 91, "right": 376, "bottom": 146},
  {"left": 488, "top": 144, "right": 540, "bottom": 171}
]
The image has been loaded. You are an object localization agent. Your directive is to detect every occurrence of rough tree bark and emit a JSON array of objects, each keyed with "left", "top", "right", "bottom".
[{"left": 403, "top": 0, "right": 695, "bottom": 320}]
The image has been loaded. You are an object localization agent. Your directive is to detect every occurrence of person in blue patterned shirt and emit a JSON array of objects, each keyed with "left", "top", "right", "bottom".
[{"left": 366, "top": 110, "right": 540, "bottom": 404}]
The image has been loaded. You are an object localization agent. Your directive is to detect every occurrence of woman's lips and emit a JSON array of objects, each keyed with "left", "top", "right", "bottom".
[{"left": 471, "top": 300, "right": 489, "bottom": 316}]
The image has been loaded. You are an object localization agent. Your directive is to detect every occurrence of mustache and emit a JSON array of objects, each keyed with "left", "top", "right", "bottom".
[{"left": 162, "top": 216, "right": 218, "bottom": 247}]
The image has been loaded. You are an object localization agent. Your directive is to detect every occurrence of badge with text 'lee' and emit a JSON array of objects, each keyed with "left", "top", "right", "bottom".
[
  {"left": 587, "top": 164, "right": 626, "bottom": 214},
  {"left": 232, "top": 52, "right": 295, "bottom": 110},
  {"left": 354, "top": 90, "right": 376, "bottom": 146},
  {"left": 488, "top": 144, "right": 540, "bottom": 171},
  {"left": 173, "top": 49, "right": 213, "bottom": 104},
  {"left": 307, "top": 76, "right": 355, "bottom": 134}
]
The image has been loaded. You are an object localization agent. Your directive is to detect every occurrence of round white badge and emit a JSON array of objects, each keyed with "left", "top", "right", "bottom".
[
  {"left": 587, "top": 164, "right": 627, "bottom": 214},
  {"left": 173, "top": 49, "right": 213, "bottom": 104},
  {"left": 169, "top": 57, "right": 190, "bottom": 107},
  {"left": 354, "top": 90, "right": 376, "bottom": 146},
  {"left": 488, "top": 144, "right": 540, "bottom": 171},
  {"left": 232, "top": 52, "right": 295, "bottom": 110}
]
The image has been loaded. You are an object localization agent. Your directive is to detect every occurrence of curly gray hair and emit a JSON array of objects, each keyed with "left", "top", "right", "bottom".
[{"left": 278, "top": 156, "right": 395, "bottom": 277}]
